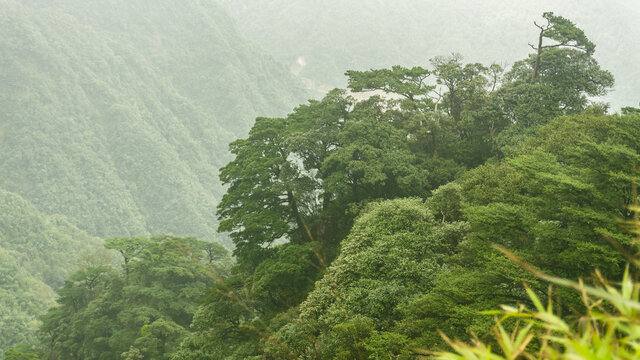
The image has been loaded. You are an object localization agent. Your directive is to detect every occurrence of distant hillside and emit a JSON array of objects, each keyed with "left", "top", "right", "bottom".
[
  {"left": 222, "top": 0, "right": 640, "bottom": 109},
  {"left": 0, "top": 188, "right": 101, "bottom": 354},
  {"left": 0, "top": 0, "right": 309, "bottom": 243}
]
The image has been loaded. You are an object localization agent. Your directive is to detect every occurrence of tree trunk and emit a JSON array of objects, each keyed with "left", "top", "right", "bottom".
[
  {"left": 287, "top": 190, "right": 313, "bottom": 243},
  {"left": 489, "top": 119, "right": 501, "bottom": 163},
  {"left": 531, "top": 29, "right": 544, "bottom": 83}
]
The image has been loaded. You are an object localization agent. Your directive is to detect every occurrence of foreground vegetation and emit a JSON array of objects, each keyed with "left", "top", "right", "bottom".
[
  {"left": 433, "top": 207, "right": 640, "bottom": 360},
  {"left": 170, "top": 109, "right": 637, "bottom": 359}
]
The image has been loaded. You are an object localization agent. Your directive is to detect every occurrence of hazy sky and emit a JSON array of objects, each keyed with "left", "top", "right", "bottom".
[{"left": 224, "top": 0, "right": 640, "bottom": 109}]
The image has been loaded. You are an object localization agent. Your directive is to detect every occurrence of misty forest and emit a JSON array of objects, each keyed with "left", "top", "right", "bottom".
[{"left": 1, "top": 1, "right": 640, "bottom": 359}]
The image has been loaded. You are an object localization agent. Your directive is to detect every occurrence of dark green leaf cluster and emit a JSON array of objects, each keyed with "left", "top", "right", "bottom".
[
  {"left": 38, "top": 236, "right": 230, "bottom": 360},
  {"left": 3, "top": 345, "right": 39, "bottom": 360},
  {"left": 217, "top": 11, "right": 615, "bottom": 269},
  {"left": 540, "top": 12, "right": 596, "bottom": 55}
]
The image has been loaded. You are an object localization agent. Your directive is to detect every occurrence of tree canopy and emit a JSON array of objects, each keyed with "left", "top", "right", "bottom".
[
  {"left": 39, "top": 236, "right": 230, "bottom": 360},
  {"left": 173, "top": 11, "right": 634, "bottom": 360}
]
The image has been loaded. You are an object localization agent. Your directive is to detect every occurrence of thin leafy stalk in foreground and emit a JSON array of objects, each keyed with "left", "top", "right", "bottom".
[{"left": 430, "top": 187, "right": 640, "bottom": 360}]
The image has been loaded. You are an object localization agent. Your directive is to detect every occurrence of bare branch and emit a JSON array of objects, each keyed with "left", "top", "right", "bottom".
[
  {"left": 533, "top": 21, "right": 545, "bottom": 30},
  {"left": 540, "top": 42, "right": 585, "bottom": 51},
  {"left": 431, "top": 88, "right": 444, "bottom": 112}
]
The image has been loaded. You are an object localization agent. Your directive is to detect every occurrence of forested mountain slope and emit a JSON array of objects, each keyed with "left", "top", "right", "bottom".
[
  {"left": 0, "top": 188, "right": 101, "bottom": 353},
  {"left": 0, "top": 0, "right": 308, "bottom": 243},
  {"left": 222, "top": 0, "right": 639, "bottom": 109}
]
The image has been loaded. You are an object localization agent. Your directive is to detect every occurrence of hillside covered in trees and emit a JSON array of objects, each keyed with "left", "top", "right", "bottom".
[
  {"left": 2, "top": 2, "right": 640, "bottom": 360},
  {"left": 0, "top": 0, "right": 308, "bottom": 243},
  {"left": 0, "top": 189, "right": 101, "bottom": 353},
  {"left": 0, "top": 0, "right": 307, "bottom": 355}
]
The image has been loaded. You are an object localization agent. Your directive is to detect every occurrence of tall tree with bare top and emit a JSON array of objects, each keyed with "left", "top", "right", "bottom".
[{"left": 530, "top": 12, "right": 596, "bottom": 83}]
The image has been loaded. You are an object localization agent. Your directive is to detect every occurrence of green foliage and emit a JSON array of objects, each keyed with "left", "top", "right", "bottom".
[
  {"left": 409, "top": 111, "right": 640, "bottom": 348},
  {"left": 622, "top": 103, "right": 640, "bottom": 115},
  {"left": 0, "top": 189, "right": 101, "bottom": 355},
  {"left": 217, "top": 116, "right": 311, "bottom": 266},
  {"left": 122, "top": 319, "right": 188, "bottom": 360},
  {"left": 538, "top": 12, "right": 596, "bottom": 55},
  {"left": 0, "top": 189, "right": 102, "bottom": 288},
  {"left": 10, "top": 6, "right": 638, "bottom": 360},
  {"left": 506, "top": 49, "right": 613, "bottom": 115},
  {"left": 431, "top": 55, "right": 491, "bottom": 128},
  {"left": 433, "top": 216, "right": 640, "bottom": 360},
  {"left": 171, "top": 274, "right": 263, "bottom": 360},
  {"left": 4, "top": 344, "right": 39, "bottom": 360},
  {"left": 1, "top": 1, "right": 304, "bottom": 352},
  {"left": 346, "top": 66, "right": 434, "bottom": 101},
  {"left": 262, "top": 199, "right": 467, "bottom": 359},
  {"left": 496, "top": 14, "right": 613, "bottom": 147},
  {"left": 427, "top": 183, "right": 464, "bottom": 223},
  {"left": 217, "top": 86, "right": 440, "bottom": 268},
  {"left": 251, "top": 243, "right": 323, "bottom": 313},
  {"left": 197, "top": 109, "right": 640, "bottom": 358},
  {"left": 0, "top": 248, "right": 54, "bottom": 358},
  {"left": 39, "top": 235, "right": 230, "bottom": 360},
  {"left": 185, "top": 11, "right": 628, "bottom": 358}
]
